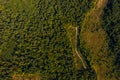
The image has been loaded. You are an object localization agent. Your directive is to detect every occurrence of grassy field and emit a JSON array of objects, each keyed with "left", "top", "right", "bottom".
[{"left": 80, "top": 0, "right": 115, "bottom": 80}]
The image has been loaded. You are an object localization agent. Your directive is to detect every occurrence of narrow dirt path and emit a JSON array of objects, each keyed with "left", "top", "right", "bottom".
[
  {"left": 97, "top": 0, "right": 108, "bottom": 9},
  {"left": 75, "top": 27, "right": 87, "bottom": 69},
  {"left": 65, "top": 25, "right": 87, "bottom": 69}
]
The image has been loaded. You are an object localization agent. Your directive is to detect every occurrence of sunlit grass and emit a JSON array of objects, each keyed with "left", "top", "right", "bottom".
[{"left": 80, "top": 0, "right": 109, "bottom": 80}]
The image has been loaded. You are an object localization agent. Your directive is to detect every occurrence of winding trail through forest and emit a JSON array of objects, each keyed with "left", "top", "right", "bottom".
[
  {"left": 75, "top": 27, "right": 87, "bottom": 69},
  {"left": 66, "top": 25, "right": 87, "bottom": 69}
]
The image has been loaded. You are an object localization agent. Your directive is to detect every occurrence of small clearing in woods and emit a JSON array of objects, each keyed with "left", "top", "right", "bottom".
[{"left": 80, "top": 0, "right": 109, "bottom": 80}]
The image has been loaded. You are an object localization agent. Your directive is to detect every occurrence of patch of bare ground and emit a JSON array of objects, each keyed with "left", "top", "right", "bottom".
[{"left": 12, "top": 74, "right": 41, "bottom": 80}]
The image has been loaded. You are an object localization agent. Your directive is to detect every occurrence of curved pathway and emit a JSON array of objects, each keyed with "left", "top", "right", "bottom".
[{"left": 75, "top": 27, "right": 87, "bottom": 69}]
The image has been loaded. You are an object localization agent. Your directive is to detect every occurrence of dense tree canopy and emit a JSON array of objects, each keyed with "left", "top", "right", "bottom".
[
  {"left": 0, "top": 0, "right": 94, "bottom": 79},
  {"left": 103, "top": 0, "right": 120, "bottom": 79},
  {"left": 0, "top": 0, "right": 119, "bottom": 80}
]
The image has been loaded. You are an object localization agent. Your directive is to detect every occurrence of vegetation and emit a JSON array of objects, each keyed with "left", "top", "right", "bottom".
[
  {"left": 0, "top": 0, "right": 119, "bottom": 80},
  {"left": 79, "top": 0, "right": 120, "bottom": 80},
  {"left": 0, "top": 0, "right": 94, "bottom": 80},
  {"left": 80, "top": 0, "right": 110, "bottom": 79},
  {"left": 103, "top": 0, "right": 120, "bottom": 79}
]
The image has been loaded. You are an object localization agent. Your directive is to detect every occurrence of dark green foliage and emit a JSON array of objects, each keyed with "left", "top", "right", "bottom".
[
  {"left": 0, "top": 0, "right": 95, "bottom": 80},
  {"left": 103, "top": 0, "right": 120, "bottom": 79},
  {"left": 76, "top": 68, "right": 96, "bottom": 80}
]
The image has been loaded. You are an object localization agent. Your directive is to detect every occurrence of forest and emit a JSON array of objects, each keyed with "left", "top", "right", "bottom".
[{"left": 0, "top": 0, "right": 119, "bottom": 80}]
